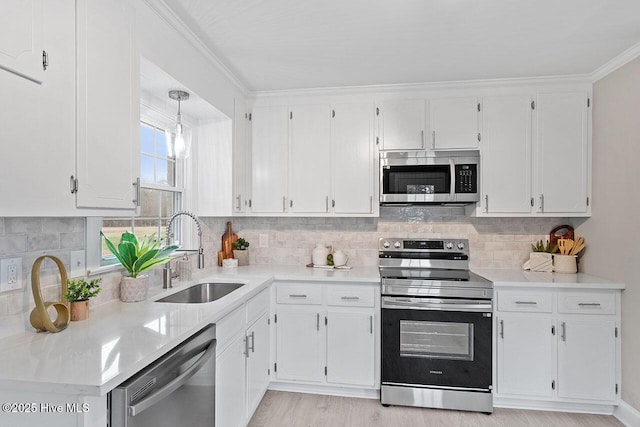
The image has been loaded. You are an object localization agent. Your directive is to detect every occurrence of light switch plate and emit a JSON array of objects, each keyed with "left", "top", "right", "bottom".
[
  {"left": 70, "top": 250, "right": 86, "bottom": 278},
  {"left": 1, "top": 257, "right": 23, "bottom": 292}
]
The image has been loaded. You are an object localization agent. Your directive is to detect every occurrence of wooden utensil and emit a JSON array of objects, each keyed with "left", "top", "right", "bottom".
[
  {"left": 569, "top": 237, "right": 585, "bottom": 255},
  {"left": 558, "top": 238, "right": 575, "bottom": 255}
]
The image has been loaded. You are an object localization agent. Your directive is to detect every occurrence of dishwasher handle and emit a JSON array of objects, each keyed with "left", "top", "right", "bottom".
[{"left": 128, "top": 337, "right": 216, "bottom": 417}]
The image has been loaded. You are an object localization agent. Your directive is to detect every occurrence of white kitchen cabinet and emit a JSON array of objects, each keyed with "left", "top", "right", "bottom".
[
  {"left": 216, "top": 333, "right": 246, "bottom": 427},
  {"left": 233, "top": 97, "right": 250, "bottom": 214},
  {"left": 0, "top": 0, "right": 44, "bottom": 83},
  {"left": 251, "top": 105, "right": 289, "bottom": 213},
  {"left": 535, "top": 92, "right": 589, "bottom": 214},
  {"left": 290, "top": 105, "right": 332, "bottom": 213},
  {"left": 495, "top": 287, "right": 620, "bottom": 411},
  {"left": 0, "top": 0, "right": 77, "bottom": 216},
  {"left": 75, "top": 0, "right": 139, "bottom": 210},
  {"left": 377, "top": 99, "right": 426, "bottom": 150},
  {"left": 275, "top": 307, "right": 326, "bottom": 382},
  {"left": 480, "top": 95, "right": 533, "bottom": 214},
  {"left": 326, "top": 310, "right": 375, "bottom": 387},
  {"left": 246, "top": 313, "right": 271, "bottom": 417},
  {"left": 429, "top": 97, "right": 480, "bottom": 150},
  {"left": 273, "top": 282, "right": 379, "bottom": 394},
  {"left": 331, "top": 103, "right": 376, "bottom": 215}
]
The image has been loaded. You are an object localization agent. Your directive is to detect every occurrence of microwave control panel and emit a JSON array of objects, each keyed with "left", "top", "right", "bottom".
[{"left": 455, "top": 164, "right": 477, "bottom": 193}]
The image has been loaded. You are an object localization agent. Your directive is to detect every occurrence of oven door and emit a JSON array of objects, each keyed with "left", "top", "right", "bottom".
[{"left": 381, "top": 296, "right": 492, "bottom": 391}]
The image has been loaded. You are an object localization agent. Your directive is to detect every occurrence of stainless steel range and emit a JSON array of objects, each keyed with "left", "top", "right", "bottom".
[{"left": 379, "top": 238, "right": 494, "bottom": 413}]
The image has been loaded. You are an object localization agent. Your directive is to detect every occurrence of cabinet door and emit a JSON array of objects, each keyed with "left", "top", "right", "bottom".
[
  {"left": 378, "top": 99, "right": 425, "bottom": 150},
  {"left": 430, "top": 97, "right": 479, "bottom": 150},
  {"left": 497, "top": 316, "right": 554, "bottom": 398},
  {"left": 216, "top": 334, "right": 247, "bottom": 427},
  {"left": 481, "top": 95, "right": 533, "bottom": 213},
  {"left": 326, "top": 310, "right": 375, "bottom": 387},
  {"left": 557, "top": 318, "right": 616, "bottom": 401},
  {"left": 275, "top": 308, "right": 325, "bottom": 382},
  {"left": 332, "top": 103, "right": 375, "bottom": 214},
  {"left": 290, "top": 105, "right": 331, "bottom": 213},
  {"left": 246, "top": 313, "right": 270, "bottom": 417},
  {"left": 76, "top": 0, "right": 139, "bottom": 209},
  {"left": 536, "top": 92, "right": 589, "bottom": 214},
  {"left": 0, "top": 0, "right": 44, "bottom": 83},
  {"left": 251, "top": 105, "right": 289, "bottom": 213},
  {"left": 233, "top": 97, "right": 250, "bottom": 214}
]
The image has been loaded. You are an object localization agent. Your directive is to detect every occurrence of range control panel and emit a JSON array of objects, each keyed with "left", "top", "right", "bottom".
[{"left": 378, "top": 238, "right": 468, "bottom": 253}]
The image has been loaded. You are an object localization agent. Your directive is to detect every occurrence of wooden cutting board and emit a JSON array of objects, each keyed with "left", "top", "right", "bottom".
[
  {"left": 549, "top": 224, "right": 574, "bottom": 251},
  {"left": 221, "top": 221, "right": 238, "bottom": 260}
]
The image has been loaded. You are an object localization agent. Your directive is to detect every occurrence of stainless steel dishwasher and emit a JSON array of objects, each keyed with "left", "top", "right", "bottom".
[{"left": 109, "top": 324, "right": 216, "bottom": 427}]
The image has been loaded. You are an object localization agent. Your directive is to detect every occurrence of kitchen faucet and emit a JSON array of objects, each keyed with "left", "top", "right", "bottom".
[{"left": 163, "top": 211, "right": 204, "bottom": 288}]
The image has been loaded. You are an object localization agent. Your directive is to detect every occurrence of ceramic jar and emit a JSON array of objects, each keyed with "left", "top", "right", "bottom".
[
  {"left": 332, "top": 250, "right": 348, "bottom": 266},
  {"left": 312, "top": 243, "right": 329, "bottom": 266}
]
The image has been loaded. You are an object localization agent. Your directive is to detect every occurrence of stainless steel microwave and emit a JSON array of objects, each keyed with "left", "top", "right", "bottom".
[{"left": 380, "top": 151, "right": 480, "bottom": 205}]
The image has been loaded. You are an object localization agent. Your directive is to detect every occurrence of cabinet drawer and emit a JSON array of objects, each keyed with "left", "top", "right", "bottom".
[
  {"left": 247, "top": 288, "right": 269, "bottom": 324},
  {"left": 327, "top": 285, "right": 375, "bottom": 307},
  {"left": 497, "top": 291, "right": 553, "bottom": 313},
  {"left": 216, "top": 305, "right": 245, "bottom": 352},
  {"left": 276, "top": 284, "right": 323, "bottom": 305},
  {"left": 558, "top": 292, "right": 616, "bottom": 315}
]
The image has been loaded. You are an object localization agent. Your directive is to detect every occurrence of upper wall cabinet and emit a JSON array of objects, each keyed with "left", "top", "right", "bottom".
[
  {"left": 0, "top": 0, "right": 77, "bottom": 216},
  {"left": 233, "top": 97, "right": 250, "bottom": 214},
  {"left": 429, "top": 97, "right": 480, "bottom": 150},
  {"left": 377, "top": 99, "right": 425, "bottom": 150},
  {"left": 0, "top": 0, "right": 45, "bottom": 83},
  {"left": 535, "top": 92, "right": 590, "bottom": 215},
  {"left": 75, "top": 0, "right": 139, "bottom": 210}
]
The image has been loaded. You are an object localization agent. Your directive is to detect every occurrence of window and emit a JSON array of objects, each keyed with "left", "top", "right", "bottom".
[{"left": 99, "top": 122, "right": 184, "bottom": 264}]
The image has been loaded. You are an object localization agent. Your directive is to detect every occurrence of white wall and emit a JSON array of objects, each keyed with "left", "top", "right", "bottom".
[{"left": 575, "top": 56, "right": 640, "bottom": 411}]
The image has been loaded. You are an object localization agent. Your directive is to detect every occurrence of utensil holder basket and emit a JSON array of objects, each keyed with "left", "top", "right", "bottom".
[{"left": 554, "top": 255, "right": 577, "bottom": 274}]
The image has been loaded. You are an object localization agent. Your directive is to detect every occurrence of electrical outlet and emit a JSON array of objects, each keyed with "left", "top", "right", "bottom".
[
  {"left": 259, "top": 234, "right": 269, "bottom": 248},
  {"left": 70, "top": 250, "right": 86, "bottom": 278},
  {"left": 1, "top": 257, "right": 23, "bottom": 292}
]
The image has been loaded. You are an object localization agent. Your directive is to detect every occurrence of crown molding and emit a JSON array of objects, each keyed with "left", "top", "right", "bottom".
[
  {"left": 141, "top": 0, "right": 251, "bottom": 96},
  {"left": 591, "top": 41, "right": 640, "bottom": 83}
]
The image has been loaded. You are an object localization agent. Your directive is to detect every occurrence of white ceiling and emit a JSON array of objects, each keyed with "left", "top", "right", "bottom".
[{"left": 162, "top": 0, "right": 640, "bottom": 92}]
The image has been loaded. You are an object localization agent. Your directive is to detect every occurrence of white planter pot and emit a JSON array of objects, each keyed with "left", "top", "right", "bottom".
[
  {"left": 120, "top": 275, "right": 149, "bottom": 302},
  {"left": 233, "top": 250, "right": 249, "bottom": 266}
]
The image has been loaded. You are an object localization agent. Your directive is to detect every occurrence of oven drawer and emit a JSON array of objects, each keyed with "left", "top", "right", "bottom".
[
  {"left": 497, "top": 291, "right": 552, "bottom": 313},
  {"left": 327, "top": 285, "right": 375, "bottom": 307},
  {"left": 557, "top": 292, "right": 616, "bottom": 315},
  {"left": 276, "top": 284, "right": 323, "bottom": 305}
]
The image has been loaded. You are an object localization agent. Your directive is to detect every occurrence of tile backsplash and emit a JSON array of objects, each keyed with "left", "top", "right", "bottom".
[{"left": 0, "top": 209, "right": 567, "bottom": 337}]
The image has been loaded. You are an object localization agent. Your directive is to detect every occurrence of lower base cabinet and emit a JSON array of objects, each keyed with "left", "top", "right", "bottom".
[
  {"left": 216, "top": 289, "right": 270, "bottom": 427},
  {"left": 274, "top": 282, "right": 379, "bottom": 390},
  {"left": 496, "top": 287, "right": 620, "bottom": 410}
]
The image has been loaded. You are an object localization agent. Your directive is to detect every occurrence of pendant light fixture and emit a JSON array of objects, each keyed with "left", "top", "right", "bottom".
[{"left": 165, "top": 90, "right": 192, "bottom": 159}]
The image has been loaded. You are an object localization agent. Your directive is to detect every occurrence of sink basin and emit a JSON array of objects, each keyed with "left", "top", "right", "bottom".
[{"left": 156, "top": 282, "right": 245, "bottom": 303}]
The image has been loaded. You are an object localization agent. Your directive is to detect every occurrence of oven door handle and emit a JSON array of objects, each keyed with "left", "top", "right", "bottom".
[{"left": 382, "top": 296, "right": 492, "bottom": 312}]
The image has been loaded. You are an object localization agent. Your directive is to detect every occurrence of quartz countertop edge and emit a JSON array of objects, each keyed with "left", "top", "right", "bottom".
[{"left": 475, "top": 268, "right": 625, "bottom": 289}]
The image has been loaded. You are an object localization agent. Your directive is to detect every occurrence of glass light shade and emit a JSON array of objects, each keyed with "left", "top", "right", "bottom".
[{"left": 165, "top": 118, "right": 192, "bottom": 159}]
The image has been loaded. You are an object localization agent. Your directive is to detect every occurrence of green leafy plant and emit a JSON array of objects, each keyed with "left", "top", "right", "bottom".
[
  {"left": 232, "top": 237, "right": 250, "bottom": 250},
  {"left": 101, "top": 231, "right": 178, "bottom": 278},
  {"left": 64, "top": 278, "right": 102, "bottom": 302},
  {"left": 531, "top": 239, "right": 558, "bottom": 253}
]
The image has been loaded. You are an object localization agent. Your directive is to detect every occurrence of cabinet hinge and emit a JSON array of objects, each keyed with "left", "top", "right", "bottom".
[
  {"left": 586, "top": 196, "right": 590, "bottom": 207},
  {"left": 290, "top": 111, "right": 293, "bottom": 119},
  {"left": 268, "top": 369, "right": 271, "bottom": 376},
  {"left": 324, "top": 366, "right": 327, "bottom": 376},
  {"left": 551, "top": 325, "right": 555, "bottom": 335},
  {"left": 70, "top": 175, "right": 78, "bottom": 194},
  {"left": 616, "top": 384, "right": 619, "bottom": 394},
  {"left": 531, "top": 100, "right": 535, "bottom": 110},
  {"left": 587, "top": 98, "right": 591, "bottom": 108},
  {"left": 267, "top": 317, "right": 271, "bottom": 325},
  {"left": 376, "top": 107, "right": 380, "bottom": 116},
  {"left": 332, "top": 109, "right": 335, "bottom": 118},
  {"left": 530, "top": 197, "right": 534, "bottom": 207},
  {"left": 325, "top": 316, "right": 327, "bottom": 326},
  {"left": 551, "top": 380, "right": 556, "bottom": 390},
  {"left": 42, "top": 50, "right": 48, "bottom": 70},
  {"left": 375, "top": 136, "right": 379, "bottom": 145},
  {"left": 290, "top": 199, "right": 293, "bottom": 208},
  {"left": 615, "top": 327, "right": 618, "bottom": 338},
  {"left": 477, "top": 133, "right": 481, "bottom": 142},
  {"left": 248, "top": 113, "right": 252, "bottom": 121},
  {"left": 248, "top": 199, "right": 252, "bottom": 208},
  {"left": 477, "top": 103, "right": 481, "bottom": 112},
  {"left": 274, "top": 363, "right": 277, "bottom": 373},
  {"left": 274, "top": 314, "right": 277, "bottom": 323}
]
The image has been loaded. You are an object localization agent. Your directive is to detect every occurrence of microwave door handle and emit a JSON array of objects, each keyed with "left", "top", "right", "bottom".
[
  {"left": 127, "top": 338, "right": 216, "bottom": 417},
  {"left": 449, "top": 158, "right": 455, "bottom": 201}
]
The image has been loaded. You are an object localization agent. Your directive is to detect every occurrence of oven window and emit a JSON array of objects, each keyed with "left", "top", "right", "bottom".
[
  {"left": 383, "top": 165, "right": 451, "bottom": 194},
  {"left": 399, "top": 320, "right": 473, "bottom": 361}
]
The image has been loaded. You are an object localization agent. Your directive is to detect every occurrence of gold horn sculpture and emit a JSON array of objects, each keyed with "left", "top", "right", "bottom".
[{"left": 29, "top": 255, "right": 70, "bottom": 333}]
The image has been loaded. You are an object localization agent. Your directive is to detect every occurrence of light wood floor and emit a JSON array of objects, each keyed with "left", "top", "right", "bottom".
[{"left": 248, "top": 391, "right": 623, "bottom": 427}]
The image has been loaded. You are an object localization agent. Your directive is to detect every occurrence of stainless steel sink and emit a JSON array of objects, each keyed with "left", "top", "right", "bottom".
[{"left": 156, "top": 282, "right": 244, "bottom": 303}]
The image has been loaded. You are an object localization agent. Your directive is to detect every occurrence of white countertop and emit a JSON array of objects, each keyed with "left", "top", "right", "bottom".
[
  {"left": 475, "top": 268, "right": 625, "bottom": 290},
  {"left": 0, "top": 265, "right": 379, "bottom": 396}
]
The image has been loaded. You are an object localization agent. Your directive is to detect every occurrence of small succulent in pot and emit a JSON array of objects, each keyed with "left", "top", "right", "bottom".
[
  {"left": 232, "top": 237, "right": 250, "bottom": 251},
  {"left": 64, "top": 278, "right": 102, "bottom": 303}
]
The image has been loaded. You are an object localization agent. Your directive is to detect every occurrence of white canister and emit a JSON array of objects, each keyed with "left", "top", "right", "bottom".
[
  {"left": 332, "top": 250, "right": 348, "bottom": 266},
  {"left": 312, "top": 243, "right": 329, "bottom": 266}
]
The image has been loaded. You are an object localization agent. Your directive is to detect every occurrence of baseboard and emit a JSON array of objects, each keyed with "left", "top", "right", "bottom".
[
  {"left": 614, "top": 400, "right": 640, "bottom": 427},
  {"left": 494, "top": 395, "right": 615, "bottom": 415},
  {"left": 268, "top": 381, "right": 379, "bottom": 400}
]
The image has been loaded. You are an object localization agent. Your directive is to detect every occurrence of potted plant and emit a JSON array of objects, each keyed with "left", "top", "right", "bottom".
[
  {"left": 101, "top": 231, "right": 178, "bottom": 302},
  {"left": 232, "top": 237, "right": 250, "bottom": 266},
  {"left": 64, "top": 278, "right": 102, "bottom": 321}
]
